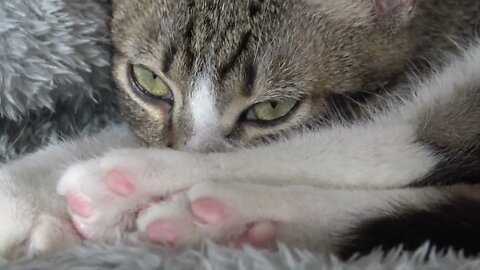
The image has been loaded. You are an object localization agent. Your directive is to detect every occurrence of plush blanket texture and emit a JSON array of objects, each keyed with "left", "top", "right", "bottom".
[
  {"left": 0, "top": 0, "right": 118, "bottom": 162},
  {"left": 5, "top": 242, "right": 480, "bottom": 270},
  {"left": 0, "top": 0, "right": 477, "bottom": 269}
]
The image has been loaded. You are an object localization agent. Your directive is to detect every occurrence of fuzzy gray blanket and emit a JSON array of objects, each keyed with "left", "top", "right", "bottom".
[{"left": 0, "top": 0, "right": 478, "bottom": 269}]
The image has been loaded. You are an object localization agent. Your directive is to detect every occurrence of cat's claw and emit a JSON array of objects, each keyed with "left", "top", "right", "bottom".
[{"left": 137, "top": 182, "right": 278, "bottom": 249}]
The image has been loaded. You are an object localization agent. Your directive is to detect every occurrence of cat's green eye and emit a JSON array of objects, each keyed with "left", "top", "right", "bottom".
[
  {"left": 248, "top": 99, "right": 298, "bottom": 122},
  {"left": 131, "top": 64, "right": 171, "bottom": 98}
]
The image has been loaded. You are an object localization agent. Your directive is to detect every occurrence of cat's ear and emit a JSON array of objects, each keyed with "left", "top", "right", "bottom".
[{"left": 373, "top": 0, "right": 417, "bottom": 27}]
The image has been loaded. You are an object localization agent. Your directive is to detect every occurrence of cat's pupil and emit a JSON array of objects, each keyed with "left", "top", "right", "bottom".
[{"left": 271, "top": 101, "right": 278, "bottom": 109}]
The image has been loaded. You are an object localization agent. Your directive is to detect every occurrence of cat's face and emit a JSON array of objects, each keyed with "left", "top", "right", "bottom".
[{"left": 111, "top": 0, "right": 417, "bottom": 151}]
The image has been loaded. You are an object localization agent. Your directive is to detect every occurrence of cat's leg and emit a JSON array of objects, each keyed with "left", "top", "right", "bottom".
[
  {"left": 136, "top": 182, "right": 480, "bottom": 256},
  {"left": 55, "top": 105, "right": 471, "bottom": 243},
  {"left": 0, "top": 124, "right": 138, "bottom": 260},
  {"left": 55, "top": 98, "right": 450, "bottom": 241},
  {"left": 57, "top": 43, "right": 480, "bottom": 243},
  {"left": 57, "top": 146, "right": 477, "bottom": 253},
  {"left": 52, "top": 117, "right": 445, "bottom": 242},
  {"left": 57, "top": 148, "right": 206, "bottom": 241}
]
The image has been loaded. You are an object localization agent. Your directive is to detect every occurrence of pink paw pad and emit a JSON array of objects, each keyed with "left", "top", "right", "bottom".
[
  {"left": 71, "top": 217, "right": 94, "bottom": 240},
  {"left": 247, "top": 221, "right": 277, "bottom": 248},
  {"left": 234, "top": 221, "right": 277, "bottom": 248},
  {"left": 67, "top": 193, "right": 94, "bottom": 218},
  {"left": 146, "top": 220, "right": 177, "bottom": 245},
  {"left": 106, "top": 170, "right": 136, "bottom": 197},
  {"left": 191, "top": 198, "right": 228, "bottom": 225}
]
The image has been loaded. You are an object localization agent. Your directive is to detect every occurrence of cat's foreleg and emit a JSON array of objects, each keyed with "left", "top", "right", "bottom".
[
  {"left": 135, "top": 182, "right": 480, "bottom": 256},
  {"left": 55, "top": 118, "right": 437, "bottom": 241},
  {"left": 0, "top": 124, "right": 138, "bottom": 259}
]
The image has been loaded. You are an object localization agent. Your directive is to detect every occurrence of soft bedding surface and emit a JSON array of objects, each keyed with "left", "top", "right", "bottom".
[{"left": 0, "top": 0, "right": 477, "bottom": 269}]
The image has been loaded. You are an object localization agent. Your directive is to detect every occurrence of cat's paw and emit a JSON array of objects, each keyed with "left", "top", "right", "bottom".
[
  {"left": 0, "top": 212, "right": 80, "bottom": 260},
  {"left": 3, "top": 214, "right": 80, "bottom": 259},
  {"left": 0, "top": 171, "right": 80, "bottom": 260},
  {"left": 136, "top": 182, "right": 278, "bottom": 249},
  {"left": 56, "top": 148, "right": 208, "bottom": 241}
]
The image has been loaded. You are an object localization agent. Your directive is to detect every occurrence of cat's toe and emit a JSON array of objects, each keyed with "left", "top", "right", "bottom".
[
  {"left": 27, "top": 215, "right": 81, "bottom": 256},
  {"left": 57, "top": 160, "right": 144, "bottom": 241},
  {"left": 57, "top": 149, "right": 198, "bottom": 242},
  {"left": 190, "top": 198, "right": 228, "bottom": 225},
  {"left": 105, "top": 169, "right": 137, "bottom": 197},
  {"left": 145, "top": 220, "right": 179, "bottom": 245},
  {"left": 136, "top": 183, "right": 278, "bottom": 249},
  {"left": 137, "top": 193, "right": 198, "bottom": 246},
  {"left": 187, "top": 182, "right": 279, "bottom": 249},
  {"left": 66, "top": 193, "right": 95, "bottom": 218},
  {"left": 190, "top": 197, "right": 277, "bottom": 248},
  {"left": 0, "top": 213, "right": 80, "bottom": 260},
  {"left": 240, "top": 221, "right": 277, "bottom": 248}
]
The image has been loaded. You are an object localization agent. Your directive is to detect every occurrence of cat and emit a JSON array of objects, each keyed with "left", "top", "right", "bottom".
[{"left": 1, "top": 0, "right": 480, "bottom": 260}]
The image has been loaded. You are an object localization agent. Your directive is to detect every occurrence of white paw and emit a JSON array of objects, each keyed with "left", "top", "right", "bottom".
[
  {"left": 0, "top": 213, "right": 80, "bottom": 260},
  {"left": 0, "top": 180, "right": 80, "bottom": 260},
  {"left": 136, "top": 182, "right": 278, "bottom": 249},
  {"left": 56, "top": 148, "right": 207, "bottom": 241},
  {"left": 0, "top": 194, "right": 81, "bottom": 259},
  {"left": 22, "top": 215, "right": 80, "bottom": 258}
]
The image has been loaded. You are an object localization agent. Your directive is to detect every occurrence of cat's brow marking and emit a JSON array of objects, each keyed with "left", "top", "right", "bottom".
[
  {"left": 162, "top": 42, "right": 178, "bottom": 73},
  {"left": 219, "top": 31, "right": 253, "bottom": 80},
  {"left": 184, "top": 1, "right": 196, "bottom": 72},
  {"left": 243, "top": 63, "right": 257, "bottom": 96}
]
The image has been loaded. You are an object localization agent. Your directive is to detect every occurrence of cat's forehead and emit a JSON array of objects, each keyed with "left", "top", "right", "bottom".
[
  {"left": 112, "top": 0, "right": 398, "bottom": 99},
  {"left": 170, "top": 0, "right": 287, "bottom": 73},
  {"left": 113, "top": 0, "right": 416, "bottom": 149},
  {"left": 112, "top": 0, "right": 373, "bottom": 53},
  {"left": 113, "top": 0, "right": 289, "bottom": 71},
  {"left": 115, "top": 1, "right": 347, "bottom": 89}
]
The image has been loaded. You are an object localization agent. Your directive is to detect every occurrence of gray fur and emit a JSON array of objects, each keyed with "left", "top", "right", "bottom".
[
  {"left": 5, "top": 242, "right": 480, "bottom": 270},
  {"left": 0, "top": 0, "right": 119, "bottom": 162},
  {"left": 111, "top": 0, "right": 480, "bottom": 150},
  {"left": 1, "top": 0, "right": 480, "bottom": 268}
]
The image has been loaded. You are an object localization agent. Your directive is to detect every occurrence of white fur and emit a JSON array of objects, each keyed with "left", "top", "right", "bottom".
[
  {"left": 138, "top": 182, "right": 462, "bottom": 251},
  {"left": 186, "top": 74, "right": 221, "bottom": 151},
  {"left": 209, "top": 123, "right": 436, "bottom": 188},
  {"left": 1, "top": 43, "right": 480, "bottom": 259},
  {"left": 0, "top": 125, "right": 138, "bottom": 259}
]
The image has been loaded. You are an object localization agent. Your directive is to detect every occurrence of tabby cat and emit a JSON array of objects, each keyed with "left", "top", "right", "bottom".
[{"left": 1, "top": 0, "right": 480, "bottom": 260}]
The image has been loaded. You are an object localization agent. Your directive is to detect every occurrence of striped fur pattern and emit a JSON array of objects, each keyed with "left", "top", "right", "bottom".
[{"left": 0, "top": 0, "right": 479, "bottom": 261}]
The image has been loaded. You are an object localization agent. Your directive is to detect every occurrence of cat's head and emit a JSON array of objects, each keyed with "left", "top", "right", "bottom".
[{"left": 111, "top": 0, "right": 417, "bottom": 151}]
